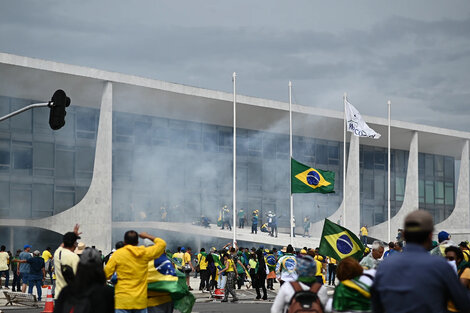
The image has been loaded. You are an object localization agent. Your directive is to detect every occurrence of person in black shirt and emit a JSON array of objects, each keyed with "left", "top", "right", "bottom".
[
  {"left": 26, "top": 250, "right": 45, "bottom": 301},
  {"left": 54, "top": 248, "right": 114, "bottom": 313}
]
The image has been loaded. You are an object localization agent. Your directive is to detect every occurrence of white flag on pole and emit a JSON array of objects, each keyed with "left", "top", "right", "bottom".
[{"left": 345, "top": 100, "right": 381, "bottom": 139}]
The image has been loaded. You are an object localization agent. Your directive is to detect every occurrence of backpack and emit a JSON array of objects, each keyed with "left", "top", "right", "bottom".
[
  {"left": 58, "top": 250, "right": 75, "bottom": 285},
  {"left": 287, "top": 281, "right": 323, "bottom": 313}
]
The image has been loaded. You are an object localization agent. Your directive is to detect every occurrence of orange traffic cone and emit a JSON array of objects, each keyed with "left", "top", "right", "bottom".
[{"left": 41, "top": 285, "right": 54, "bottom": 313}]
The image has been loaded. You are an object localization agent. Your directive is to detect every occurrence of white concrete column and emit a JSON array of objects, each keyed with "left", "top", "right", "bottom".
[
  {"left": 370, "top": 131, "right": 419, "bottom": 241},
  {"left": 435, "top": 140, "right": 469, "bottom": 237},
  {"left": 1, "top": 82, "right": 114, "bottom": 251},
  {"left": 310, "top": 134, "right": 360, "bottom": 237}
]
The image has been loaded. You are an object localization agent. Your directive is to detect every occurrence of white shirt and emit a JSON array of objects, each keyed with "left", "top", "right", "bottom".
[
  {"left": 53, "top": 246, "right": 80, "bottom": 299},
  {"left": 0, "top": 251, "right": 9, "bottom": 271},
  {"left": 276, "top": 254, "right": 298, "bottom": 282},
  {"left": 271, "top": 281, "right": 330, "bottom": 313}
]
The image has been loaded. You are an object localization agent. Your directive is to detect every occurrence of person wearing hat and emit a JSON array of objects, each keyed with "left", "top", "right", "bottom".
[
  {"left": 221, "top": 206, "right": 232, "bottom": 231},
  {"left": 24, "top": 250, "right": 45, "bottom": 301},
  {"left": 54, "top": 224, "right": 82, "bottom": 299},
  {"left": 18, "top": 244, "right": 33, "bottom": 293},
  {"left": 431, "top": 230, "right": 456, "bottom": 257},
  {"left": 75, "top": 242, "right": 86, "bottom": 257},
  {"left": 54, "top": 248, "right": 114, "bottom": 313},
  {"left": 271, "top": 255, "right": 329, "bottom": 313},
  {"left": 371, "top": 210, "right": 470, "bottom": 312}
]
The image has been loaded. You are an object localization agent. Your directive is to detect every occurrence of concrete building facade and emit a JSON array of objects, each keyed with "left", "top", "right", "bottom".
[{"left": 0, "top": 52, "right": 469, "bottom": 251}]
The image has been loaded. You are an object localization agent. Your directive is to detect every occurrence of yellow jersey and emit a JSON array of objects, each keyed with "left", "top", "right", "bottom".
[
  {"left": 42, "top": 250, "right": 52, "bottom": 263},
  {"left": 183, "top": 252, "right": 191, "bottom": 266},
  {"left": 226, "top": 259, "right": 235, "bottom": 272},
  {"left": 360, "top": 226, "right": 368, "bottom": 236},
  {"left": 197, "top": 253, "right": 208, "bottom": 270}
]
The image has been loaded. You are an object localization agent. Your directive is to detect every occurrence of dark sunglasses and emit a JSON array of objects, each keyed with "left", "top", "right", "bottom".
[{"left": 446, "top": 256, "right": 455, "bottom": 261}]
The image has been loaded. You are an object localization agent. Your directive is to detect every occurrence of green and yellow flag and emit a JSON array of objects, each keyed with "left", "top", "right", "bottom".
[
  {"left": 291, "top": 158, "right": 335, "bottom": 194},
  {"left": 318, "top": 219, "right": 365, "bottom": 260}
]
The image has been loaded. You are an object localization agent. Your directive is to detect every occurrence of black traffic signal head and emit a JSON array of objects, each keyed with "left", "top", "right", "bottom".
[{"left": 49, "top": 89, "right": 71, "bottom": 130}]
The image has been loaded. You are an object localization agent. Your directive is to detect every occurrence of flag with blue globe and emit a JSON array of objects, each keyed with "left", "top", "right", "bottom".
[{"left": 318, "top": 219, "right": 365, "bottom": 260}]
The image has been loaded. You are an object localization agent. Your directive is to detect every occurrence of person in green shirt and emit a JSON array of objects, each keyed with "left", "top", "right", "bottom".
[
  {"left": 238, "top": 209, "right": 246, "bottom": 229},
  {"left": 10, "top": 250, "right": 21, "bottom": 292},
  {"left": 333, "top": 257, "right": 372, "bottom": 312}
]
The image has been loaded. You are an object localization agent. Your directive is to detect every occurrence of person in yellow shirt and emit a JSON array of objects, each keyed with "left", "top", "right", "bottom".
[
  {"left": 42, "top": 247, "right": 53, "bottom": 284},
  {"left": 172, "top": 247, "right": 184, "bottom": 271},
  {"left": 182, "top": 247, "right": 195, "bottom": 290},
  {"left": 328, "top": 257, "right": 337, "bottom": 286},
  {"left": 360, "top": 225, "right": 368, "bottom": 245},
  {"left": 219, "top": 253, "right": 238, "bottom": 302},
  {"left": 197, "top": 248, "right": 209, "bottom": 291},
  {"left": 104, "top": 230, "right": 166, "bottom": 313}
]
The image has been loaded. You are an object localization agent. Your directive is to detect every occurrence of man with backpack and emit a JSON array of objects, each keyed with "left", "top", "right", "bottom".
[
  {"left": 54, "top": 225, "right": 82, "bottom": 299},
  {"left": 271, "top": 254, "right": 328, "bottom": 313}
]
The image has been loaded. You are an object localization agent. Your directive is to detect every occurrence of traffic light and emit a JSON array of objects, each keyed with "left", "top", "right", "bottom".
[{"left": 48, "top": 89, "right": 71, "bottom": 130}]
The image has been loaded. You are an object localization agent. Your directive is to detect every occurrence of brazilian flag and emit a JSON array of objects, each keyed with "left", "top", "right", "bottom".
[
  {"left": 318, "top": 219, "right": 365, "bottom": 260},
  {"left": 291, "top": 158, "right": 335, "bottom": 194},
  {"left": 148, "top": 254, "right": 195, "bottom": 313}
]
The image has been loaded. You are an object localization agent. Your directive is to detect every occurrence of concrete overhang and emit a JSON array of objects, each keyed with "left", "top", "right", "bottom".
[{"left": 1, "top": 52, "right": 469, "bottom": 159}]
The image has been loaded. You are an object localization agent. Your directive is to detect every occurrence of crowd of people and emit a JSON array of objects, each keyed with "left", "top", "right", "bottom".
[
  {"left": 1, "top": 209, "right": 470, "bottom": 312},
  {"left": 213, "top": 207, "right": 315, "bottom": 238},
  {"left": 270, "top": 210, "right": 470, "bottom": 313}
]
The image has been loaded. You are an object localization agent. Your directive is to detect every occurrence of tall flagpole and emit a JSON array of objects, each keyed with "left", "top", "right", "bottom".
[
  {"left": 343, "top": 93, "right": 347, "bottom": 227},
  {"left": 387, "top": 100, "right": 391, "bottom": 243},
  {"left": 233, "top": 72, "right": 237, "bottom": 246},
  {"left": 289, "top": 81, "right": 294, "bottom": 245}
]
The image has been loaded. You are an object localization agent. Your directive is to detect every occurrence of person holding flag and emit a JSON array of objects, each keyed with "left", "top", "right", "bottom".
[
  {"left": 104, "top": 230, "right": 166, "bottom": 313},
  {"left": 318, "top": 219, "right": 366, "bottom": 262},
  {"left": 145, "top": 239, "right": 195, "bottom": 313},
  {"left": 266, "top": 251, "right": 277, "bottom": 290}
]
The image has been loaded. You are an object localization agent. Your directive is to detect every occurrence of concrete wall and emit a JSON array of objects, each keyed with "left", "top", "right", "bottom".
[
  {"left": 369, "top": 131, "right": 419, "bottom": 242},
  {"left": 434, "top": 140, "right": 470, "bottom": 243},
  {"left": 0, "top": 82, "right": 114, "bottom": 251},
  {"left": 310, "top": 133, "right": 360, "bottom": 237}
]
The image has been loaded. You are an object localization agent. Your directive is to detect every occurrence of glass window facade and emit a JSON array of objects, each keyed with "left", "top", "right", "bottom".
[
  {"left": 112, "top": 111, "right": 457, "bottom": 228},
  {"left": 112, "top": 111, "right": 344, "bottom": 228},
  {"left": 0, "top": 95, "right": 98, "bottom": 218},
  {"left": 0, "top": 94, "right": 457, "bottom": 229},
  {"left": 359, "top": 147, "right": 409, "bottom": 226},
  {"left": 418, "top": 153, "right": 455, "bottom": 223}
]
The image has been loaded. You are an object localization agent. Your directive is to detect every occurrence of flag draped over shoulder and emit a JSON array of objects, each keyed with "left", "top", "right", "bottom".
[
  {"left": 291, "top": 158, "right": 335, "bottom": 194},
  {"left": 149, "top": 254, "right": 195, "bottom": 313},
  {"left": 345, "top": 100, "right": 381, "bottom": 139},
  {"left": 318, "top": 219, "right": 365, "bottom": 260}
]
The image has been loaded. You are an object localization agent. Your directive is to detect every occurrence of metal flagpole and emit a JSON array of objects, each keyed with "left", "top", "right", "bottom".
[
  {"left": 233, "top": 72, "right": 237, "bottom": 246},
  {"left": 289, "top": 81, "right": 294, "bottom": 245},
  {"left": 387, "top": 100, "right": 391, "bottom": 243},
  {"left": 343, "top": 93, "right": 347, "bottom": 227}
]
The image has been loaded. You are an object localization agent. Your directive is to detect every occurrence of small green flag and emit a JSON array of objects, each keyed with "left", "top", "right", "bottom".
[
  {"left": 291, "top": 158, "right": 335, "bottom": 194},
  {"left": 318, "top": 219, "right": 365, "bottom": 260}
]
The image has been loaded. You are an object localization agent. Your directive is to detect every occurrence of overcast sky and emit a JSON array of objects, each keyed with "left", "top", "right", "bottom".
[{"left": 1, "top": 1, "right": 470, "bottom": 131}]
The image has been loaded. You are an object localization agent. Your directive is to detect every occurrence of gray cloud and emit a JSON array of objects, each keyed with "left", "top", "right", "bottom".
[{"left": 1, "top": 1, "right": 470, "bottom": 130}]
